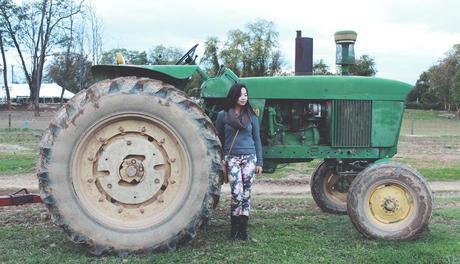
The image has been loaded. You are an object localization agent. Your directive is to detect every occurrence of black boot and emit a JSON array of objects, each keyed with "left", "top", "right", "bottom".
[
  {"left": 229, "top": 215, "right": 239, "bottom": 240},
  {"left": 238, "top": 215, "right": 251, "bottom": 241}
]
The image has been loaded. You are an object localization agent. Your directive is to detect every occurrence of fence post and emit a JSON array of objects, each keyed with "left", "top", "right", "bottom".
[
  {"left": 8, "top": 113, "right": 11, "bottom": 130},
  {"left": 411, "top": 116, "right": 414, "bottom": 135}
]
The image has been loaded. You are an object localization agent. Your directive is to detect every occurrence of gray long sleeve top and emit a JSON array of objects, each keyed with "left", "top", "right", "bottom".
[{"left": 215, "top": 110, "right": 263, "bottom": 166}]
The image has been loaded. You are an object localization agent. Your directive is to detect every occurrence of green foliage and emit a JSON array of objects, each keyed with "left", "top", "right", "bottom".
[
  {"left": 46, "top": 52, "right": 93, "bottom": 94},
  {"left": 313, "top": 59, "right": 333, "bottom": 75},
  {"left": 349, "top": 54, "right": 377, "bottom": 76},
  {"left": 202, "top": 19, "right": 283, "bottom": 77},
  {"left": 408, "top": 71, "right": 430, "bottom": 102},
  {"left": 451, "top": 70, "right": 460, "bottom": 107},
  {"left": 100, "top": 46, "right": 184, "bottom": 66},
  {"left": 100, "top": 48, "right": 148, "bottom": 65},
  {"left": 200, "top": 37, "right": 220, "bottom": 76},
  {"left": 408, "top": 44, "right": 460, "bottom": 111},
  {"left": 148, "top": 45, "right": 183, "bottom": 65}
]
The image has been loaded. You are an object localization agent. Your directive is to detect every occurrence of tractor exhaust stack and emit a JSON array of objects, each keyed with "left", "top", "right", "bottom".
[{"left": 295, "top": 30, "right": 313, "bottom": 75}]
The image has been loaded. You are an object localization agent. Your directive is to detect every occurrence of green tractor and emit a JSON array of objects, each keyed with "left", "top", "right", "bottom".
[{"left": 38, "top": 31, "right": 432, "bottom": 255}]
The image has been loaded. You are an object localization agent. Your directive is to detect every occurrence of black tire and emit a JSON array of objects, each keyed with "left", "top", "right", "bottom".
[
  {"left": 310, "top": 160, "right": 348, "bottom": 214},
  {"left": 37, "top": 77, "right": 223, "bottom": 255},
  {"left": 347, "top": 162, "right": 432, "bottom": 240}
]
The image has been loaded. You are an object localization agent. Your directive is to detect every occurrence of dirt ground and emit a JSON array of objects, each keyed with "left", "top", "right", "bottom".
[{"left": 2, "top": 173, "right": 460, "bottom": 198}]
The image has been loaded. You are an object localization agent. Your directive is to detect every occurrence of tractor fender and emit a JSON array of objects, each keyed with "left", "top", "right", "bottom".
[{"left": 91, "top": 64, "right": 204, "bottom": 89}]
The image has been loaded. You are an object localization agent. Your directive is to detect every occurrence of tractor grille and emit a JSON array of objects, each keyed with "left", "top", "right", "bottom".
[{"left": 331, "top": 100, "right": 371, "bottom": 147}]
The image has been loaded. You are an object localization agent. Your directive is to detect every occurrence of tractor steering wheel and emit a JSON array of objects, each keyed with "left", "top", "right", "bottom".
[{"left": 175, "top": 44, "right": 198, "bottom": 65}]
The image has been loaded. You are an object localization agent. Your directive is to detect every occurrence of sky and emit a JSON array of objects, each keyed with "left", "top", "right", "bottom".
[{"left": 4, "top": 0, "right": 460, "bottom": 85}]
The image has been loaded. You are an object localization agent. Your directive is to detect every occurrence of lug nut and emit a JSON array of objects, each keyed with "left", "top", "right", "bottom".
[
  {"left": 170, "top": 180, "right": 176, "bottom": 184},
  {"left": 140, "top": 208, "right": 145, "bottom": 214},
  {"left": 169, "top": 158, "right": 176, "bottom": 163},
  {"left": 87, "top": 157, "right": 93, "bottom": 161},
  {"left": 154, "top": 178, "right": 160, "bottom": 184},
  {"left": 87, "top": 178, "right": 94, "bottom": 183},
  {"left": 107, "top": 184, "right": 112, "bottom": 189},
  {"left": 118, "top": 208, "right": 123, "bottom": 214},
  {"left": 126, "top": 140, "right": 132, "bottom": 146},
  {"left": 98, "top": 197, "right": 104, "bottom": 202}
]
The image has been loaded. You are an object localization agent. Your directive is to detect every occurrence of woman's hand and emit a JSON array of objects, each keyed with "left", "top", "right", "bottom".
[{"left": 256, "top": 166, "right": 263, "bottom": 174}]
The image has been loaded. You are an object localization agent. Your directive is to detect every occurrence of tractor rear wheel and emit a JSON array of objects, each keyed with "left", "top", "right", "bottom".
[
  {"left": 310, "top": 160, "right": 348, "bottom": 214},
  {"left": 347, "top": 162, "right": 432, "bottom": 240},
  {"left": 37, "top": 77, "right": 222, "bottom": 255}
]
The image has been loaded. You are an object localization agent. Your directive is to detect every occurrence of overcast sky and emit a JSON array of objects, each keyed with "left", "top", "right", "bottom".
[
  {"left": 89, "top": 0, "right": 460, "bottom": 84},
  {"left": 5, "top": 0, "right": 458, "bottom": 85}
]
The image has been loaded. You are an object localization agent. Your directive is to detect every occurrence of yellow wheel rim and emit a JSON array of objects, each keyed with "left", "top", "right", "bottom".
[{"left": 368, "top": 183, "right": 413, "bottom": 224}]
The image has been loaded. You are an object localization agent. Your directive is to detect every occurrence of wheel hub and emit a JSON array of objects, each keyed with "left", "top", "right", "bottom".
[
  {"left": 368, "top": 184, "right": 413, "bottom": 224},
  {"left": 120, "top": 158, "right": 145, "bottom": 183},
  {"left": 383, "top": 198, "right": 397, "bottom": 212},
  {"left": 97, "top": 136, "right": 165, "bottom": 204}
]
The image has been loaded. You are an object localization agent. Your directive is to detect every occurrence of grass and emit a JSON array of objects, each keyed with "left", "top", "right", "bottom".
[
  {"left": 260, "top": 161, "right": 320, "bottom": 180},
  {"left": 0, "top": 129, "right": 42, "bottom": 175},
  {"left": 400, "top": 110, "right": 460, "bottom": 136},
  {"left": 0, "top": 153, "right": 38, "bottom": 175},
  {"left": 1, "top": 196, "right": 460, "bottom": 263},
  {"left": 420, "top": 167, "right": 460, "bottom": 182},
  {"left": 393, "top": 157, "right": 460, "bottom": 182},
  {"left": 404, "top": 109, "right": 442, "bottom": 120},
  {"left": 0, "top": 128, "right": 43, "bottom": 145}
]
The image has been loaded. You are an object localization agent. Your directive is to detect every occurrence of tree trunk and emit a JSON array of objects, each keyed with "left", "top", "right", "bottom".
[
  {"left": 34, "top": 81, "right": 40, "bottom": 116},
  {"left": 60, "top": 86, "right": 65, "bottom": 105},
  {"left": 33, "top": 64, "right": 42, "bottom": 117},
  {"left": 0, "top": 32, "right": 11, "bottom": 110}
]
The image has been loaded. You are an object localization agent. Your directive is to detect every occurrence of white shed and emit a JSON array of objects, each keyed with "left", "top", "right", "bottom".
[{"left": 0, "top": 83, "right": 75, "bottom": 103}]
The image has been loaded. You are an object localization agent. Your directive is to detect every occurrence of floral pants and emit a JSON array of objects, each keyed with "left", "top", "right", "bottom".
[{"left": 225, "top": 154, "right": 257, "bottom": 216}]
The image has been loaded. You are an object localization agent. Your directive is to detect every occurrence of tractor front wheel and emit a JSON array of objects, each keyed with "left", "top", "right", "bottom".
[
  {"left": 310, "top": 160, "right": 348, "bottom": 214},
  {"left": 347, "top": 162, "right": 432, "bottom": 240}
]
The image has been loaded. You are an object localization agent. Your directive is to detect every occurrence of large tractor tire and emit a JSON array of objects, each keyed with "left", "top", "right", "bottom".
[
  {"left": 310, "top": 160, "right": 348, "bottom": 214},
  {"left": 37, "top": 77, "right": 223, "bottom": 255},
  {"left": 347, "top": 162, "right": 432, "bottom": 240}
]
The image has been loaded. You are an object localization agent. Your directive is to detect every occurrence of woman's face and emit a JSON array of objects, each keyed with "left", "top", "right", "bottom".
[{"left": 237, "top": 88, "right": 248, "bottom": 107}]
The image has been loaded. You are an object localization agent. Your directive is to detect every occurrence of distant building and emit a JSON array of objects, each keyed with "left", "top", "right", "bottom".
[{"left": 0, "top": 83, "right": 75, "bottom": 104}]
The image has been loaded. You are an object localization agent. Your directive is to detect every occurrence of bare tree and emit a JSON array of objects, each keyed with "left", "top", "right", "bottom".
[
  {"left": 0, "top": 30, "right": 11, "bottom": 109},
  {"left": 58, "top": 0, "right": 75, "bottom": 105},
  {"left": 0, "top": 0, "right": 83, "bottom": 116},
  {"left": 86, "top": 0, "right": 102, "bottom": 64}
]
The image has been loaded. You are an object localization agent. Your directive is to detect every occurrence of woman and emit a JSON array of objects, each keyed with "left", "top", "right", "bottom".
[{"left": 216, "top": 83, "right": 263, "bottom": 241}]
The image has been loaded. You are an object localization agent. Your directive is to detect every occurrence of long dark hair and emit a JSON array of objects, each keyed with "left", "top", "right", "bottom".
[{"left": 224, "top": 83, "right": 256, "bottom": 115}]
